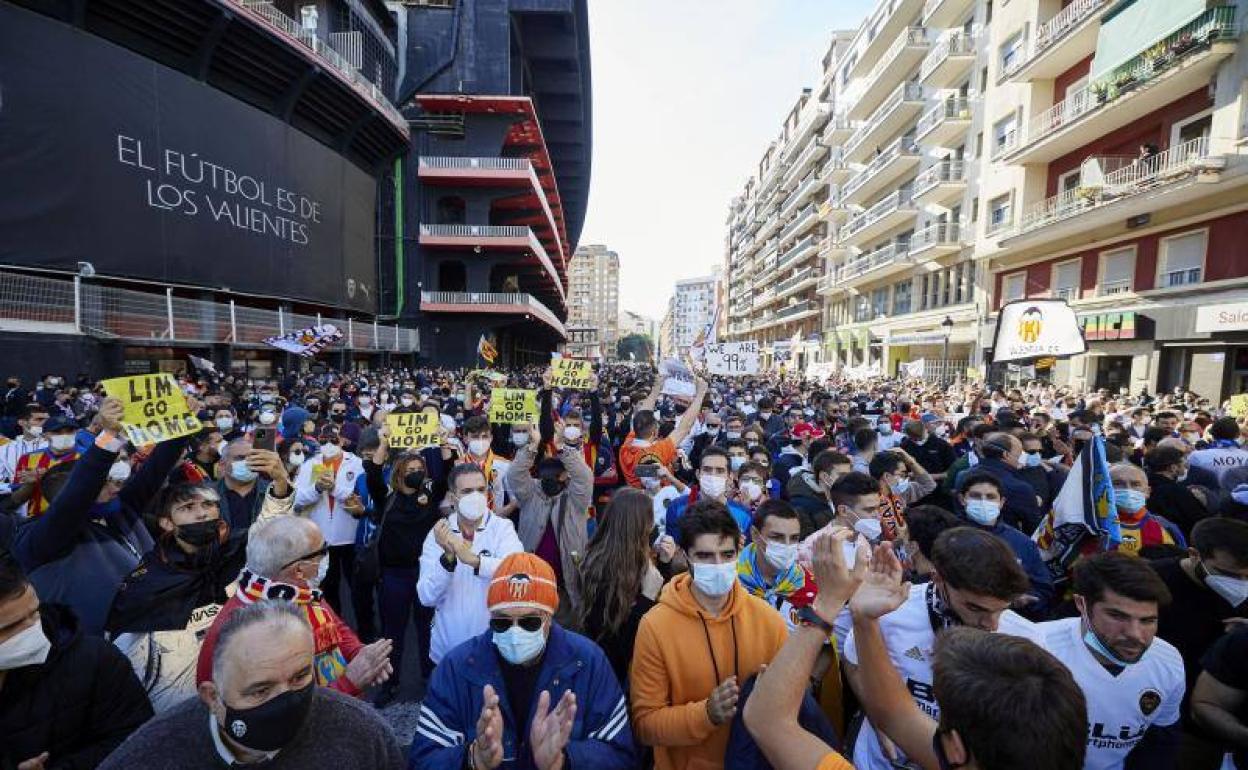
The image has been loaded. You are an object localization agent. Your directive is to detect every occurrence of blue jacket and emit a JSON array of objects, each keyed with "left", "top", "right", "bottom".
[
  {"left": 979, "top": 520, "right": 1055, "bottom": 617},
  {"left": 666, "top": 489, "right": 753, "bottom": 539},
  {"left": 409, "top": 623, "right": 636, "bottom": 770},
  {"left": 961, "top": 458, "right": 1044, "bottom": 533}
]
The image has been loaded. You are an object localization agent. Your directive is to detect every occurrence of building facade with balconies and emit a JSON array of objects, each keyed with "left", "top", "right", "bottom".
[
  {"left": 395, "top": 0, "right": 591, "bottom": 366},
  {"left": 566, "top": 244, "right": 620, "bottom": 355}
]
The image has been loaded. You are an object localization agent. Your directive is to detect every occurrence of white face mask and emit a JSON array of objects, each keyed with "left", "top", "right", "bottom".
[
  {"left": 288, "top": 452, "right": 305, "bottom": 467},
  {"left": 320, "top": 443, "right": 341, "bottom": 459},
  {"left": 49, "top": 434, "right": 75, "bottom": 452},
  {"left": 763, "top": 541, "right": 798, "bottom": 572},
  {"left": 400, "top": 396, "right": 416, "bottom": 407},
  {"left": 699, "top": 474, "right": 728, "bottom": 499},
  {"left": 258, "top": 411, "right": 277, "bottom": 426},
  {"left": 562, "top": 426, "right": 583, "bottom": 442},
  {"left": 1205, "top": 572, "right": 1248, "bottom": 607},
  {"left": 0, "top": 620, "right": 52, "bottom": 670},
  {"left": 468, "top": 438, "right": 491, "bottom": 457},
  {"left": 26, "top": 425, "right": 43, "bottom": 438},
  {"left": 691, "top": 560, "right": 738, "bottom": 597},
  {"left": 307, "top": 554, "right": 329, "bottom": 589},
  {"left": 512, "top": 431, "right": 529, "bottom": 446},
  {"left": 457, "top": 491, "right": 488, "bottom": 521},
  {"left": 215, "top": 417, "right": 235, "bottom": 431},
  {"left": 740, "top": 480, "right": 763, "bottom": 502}
]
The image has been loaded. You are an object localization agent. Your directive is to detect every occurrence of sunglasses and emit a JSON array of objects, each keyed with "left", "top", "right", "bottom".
[
  {"left": 488, "top": 615, "right": 544, "bottom": 633},
  {"left": 280, "top": 544, "right": 329, "bottom": 571}
]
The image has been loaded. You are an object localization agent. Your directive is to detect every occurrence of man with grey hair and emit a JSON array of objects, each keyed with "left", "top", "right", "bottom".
[
  {"left": 100, "top": 601, "right": 404, "bottom": 768},
  {"left": 215, "top": 437, "right": 292, "bottom": 530},
  {"left": 194, "top": 516, "right": 393, "bottom": 699}
]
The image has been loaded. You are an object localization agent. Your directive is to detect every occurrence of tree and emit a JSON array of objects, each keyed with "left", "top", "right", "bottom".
[{"left": 616, "top": 333, "right": 654, "bottom": 363}]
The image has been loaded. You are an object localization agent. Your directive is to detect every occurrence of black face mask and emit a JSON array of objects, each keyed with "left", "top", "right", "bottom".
[
  {"left": 540, "top": 477, "right": 566, "bottom": 497},
  {"left": 329, "top": 413, "right": 346, "bottom": 423},
  {"left": 177, "top": 519, "right": 223, "bottom": 548},
  {"left": 403, "top": 471, "right": 426, "bottom": 490},
  {"left": 221, "top": 682, "right": 315, "bottom": 752}
]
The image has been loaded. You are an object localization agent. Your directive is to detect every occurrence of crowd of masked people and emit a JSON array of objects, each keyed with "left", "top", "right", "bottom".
[{"left": 4, "top": 365, "right": 1248, "bottom": 770}]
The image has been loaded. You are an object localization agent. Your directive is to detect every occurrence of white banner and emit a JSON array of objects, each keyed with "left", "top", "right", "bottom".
[
  {"left": 844, "top": 363, "right": 881, "bottom": 381},
  {"left": 899, "top": 359, "right": 926, "bottom": 379},
  {"left": 705, "top": 341, "right": 760, "bottom": 375},
  {"left": 659, "top": 358, "right": 696, "bottom": 399},
  {"left": 806, "top": 361, "right": 835, "bottom": 381},
  {"left": 992, "top": 299, "right": 1087, "bottom": 363}
]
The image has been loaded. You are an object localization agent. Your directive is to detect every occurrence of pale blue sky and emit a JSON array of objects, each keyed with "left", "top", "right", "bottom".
[{"left": 579, "top": 0, "right": 876, "bottom": 320}]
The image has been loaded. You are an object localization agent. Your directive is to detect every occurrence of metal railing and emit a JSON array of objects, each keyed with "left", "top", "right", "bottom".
[
  {"left": 822, "top": 112, "right": 857, "bottom": 140},
  {"left": 861, "top": 27, "right": 929, "bottom": 94},
  {"left": 1100, "top": 280, "right": 1132, "bottom": 296},
  {"left": 914, "top": 159, "right": 967, "bottom": 198},
  {"left": 774, "top": 300, "right": 816, "bottom": 321},
  {"left": 789, "top": 102, "right": 833, "bottom": 147},
  {"left": 910, "top": 222, "right": 963, "bottom": 251},
  {"left": 842, "top": 189, "right": 917, "bottom": 241},
  {"left": 1162, "top": 267, "right": 1202, "bottom": 287},
  {"left": 920, "top": 30, "right": 976, "bottom": 82},
  {"left": 780, "top": 204, "right": 819, "bottom": 243},
  {"left": 839, "top": 241, "right": 911, "bottom": 280},
  {"left": 774, "top": 268, "right": 818, "bottom": 297},
  {"left": 1016, "top": 137, "right": 1217, "bottom": 234},
  {"left": 845, "top": 82, "right": 925, "bottom": 157},
  {"left": 819, "top": 149, "right": 849, "bottom": 180},
  {"left": 0, "top": 270, "right": 419, "bottom": 352},
  {"left": 916, "top": 97, "right": 973, "bottom": 140},
  {"left": 843, "top": 136, "right": 919, "bottom": 200},
  {"left": 420, "top": 291, "right": 565, "bottom": 336},
  {"left": 781, "top": 174, "right": 821, "bottom": 217},
  {"left": 1018, "top": 8, "right": 1236, "bottom": 153},
  {"left": 232, "top": 1, "right": 406, "bottom": 132},
  {"left": 419, "top": 156, "right": 532, "bottom": 171},
  {"left": 783, "top": 140, "right": 827, "bottom": 189},
  {"left": 1034, "top": 0, "right": 1113, "bottom": 56},
  {"left": 421, "top": 223, "right": 529, "bottom": 238},
  {"left": 778, "top": 234, "right": 821, "bottom": 270}
]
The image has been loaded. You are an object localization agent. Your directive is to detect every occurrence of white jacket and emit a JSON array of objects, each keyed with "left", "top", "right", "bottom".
[
  {"left": 293, "top": 450, "right": 364, "bottom": 546},
  {"left": 417, "top": 512, "right": 523, "bottom": 663}
]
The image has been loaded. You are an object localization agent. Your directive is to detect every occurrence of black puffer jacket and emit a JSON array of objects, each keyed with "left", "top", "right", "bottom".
[{"left": 0, "top": 604, "right": 153, "bottom": 770}]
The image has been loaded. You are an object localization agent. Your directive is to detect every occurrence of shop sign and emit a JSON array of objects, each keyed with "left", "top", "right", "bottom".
[
  {"left": 1195, "top": 302, "right": 1248, "bottom": 333},
  {"left": 1079, "top": 311, "right": 1149, "bottom": 341},
  {"left": 887, "top": 332, "right": 948, "bottom": 345}
]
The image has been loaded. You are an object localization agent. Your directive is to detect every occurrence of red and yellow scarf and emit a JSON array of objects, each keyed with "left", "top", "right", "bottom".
[{"left": 236, "top": 570, "right": 349, "bottom": 687}]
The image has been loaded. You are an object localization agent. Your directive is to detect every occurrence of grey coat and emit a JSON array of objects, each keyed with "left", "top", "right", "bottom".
[{"left": 506, "top": 443, "right": 593, "bottom": 607}]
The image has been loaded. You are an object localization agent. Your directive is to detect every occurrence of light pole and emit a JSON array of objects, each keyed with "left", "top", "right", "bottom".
[{"left": 941, "top": 315, "right": 954, "bottom": 385}]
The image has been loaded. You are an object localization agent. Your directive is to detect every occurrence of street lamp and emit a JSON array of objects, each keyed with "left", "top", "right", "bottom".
[{"left": 941, "top": 316, "right": 955, "bottom": 385}]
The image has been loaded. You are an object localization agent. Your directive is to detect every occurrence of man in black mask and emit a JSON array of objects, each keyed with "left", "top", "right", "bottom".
[{"left": 99, "top": 601, "right": 404, "bottom": 769}]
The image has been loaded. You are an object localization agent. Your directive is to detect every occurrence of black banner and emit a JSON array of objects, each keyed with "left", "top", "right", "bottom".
[{"left": 0, "top": 4, "right": 378, "bottom": 312}]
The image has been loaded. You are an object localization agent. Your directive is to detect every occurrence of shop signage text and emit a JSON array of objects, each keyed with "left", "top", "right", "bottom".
[
  {"left": 1195, "top": 303, "right": 1248, "bottom": 333},
  {"left": 1079, "top": 312, "right": 1149, "bottom": 341}
]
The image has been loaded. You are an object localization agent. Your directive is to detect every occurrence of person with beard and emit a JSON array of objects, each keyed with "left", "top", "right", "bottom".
[{"left": 104, "top": 601, "right": 404, "bottom": 769}]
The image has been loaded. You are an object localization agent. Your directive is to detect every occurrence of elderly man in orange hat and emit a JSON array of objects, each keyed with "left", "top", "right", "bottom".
[{"left": 410, "top": 552, "right": 636, "bottom": 770}]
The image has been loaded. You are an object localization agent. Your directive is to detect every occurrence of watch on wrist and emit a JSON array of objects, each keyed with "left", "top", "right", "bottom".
[{"left": 796, "top": 605, "right": 834, "bottom": 633}]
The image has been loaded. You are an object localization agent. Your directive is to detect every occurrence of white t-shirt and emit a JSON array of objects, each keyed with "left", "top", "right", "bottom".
[
  {"left": 1040, "top": 617, "right": 1185, "bottom": 770},
  {"left": 651, "top": 485, "right": 682, "bottom": 535},
  {"left": 1189, "top": 445, "right": 1248, "bottom": 483},
  {"left": 843, "top": 583, "right": 1043, "bottom": 770}
]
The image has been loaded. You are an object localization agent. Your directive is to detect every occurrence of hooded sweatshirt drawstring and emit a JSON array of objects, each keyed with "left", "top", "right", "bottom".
[{"left": 697, "top": 612, "right": 740, "bottom": 686}]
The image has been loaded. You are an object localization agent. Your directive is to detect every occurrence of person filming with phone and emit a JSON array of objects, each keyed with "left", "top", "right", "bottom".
[{"left": 214, "top": 434, "right": 291, "bottom": 530}]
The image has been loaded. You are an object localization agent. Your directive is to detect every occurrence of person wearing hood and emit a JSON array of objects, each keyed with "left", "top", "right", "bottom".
[
  {"left": 281, "top": 404, "right": 311, "bottom": 443},
  {"left": 0, "top": 558, "right": 153, "bottom": 770},
  {"left": 507, "top": 424, "right": 593, "bottom": 619},
  {"left": 786, "top": 450, "right": 851, "bottom": 537},
  {"left": 629, "top": 500, "right": 787, "bottom": 770}
]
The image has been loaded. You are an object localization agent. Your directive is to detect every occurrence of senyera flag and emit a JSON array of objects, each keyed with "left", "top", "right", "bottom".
[
  {"left": 991, "top": 298, "right": 1087, "bottom": 363},
  {"left": 265, "top": 324, "right": 344, "bottom": 358},
  {"left": 477, "top": 334, "right": 499, "bottom": 365}
]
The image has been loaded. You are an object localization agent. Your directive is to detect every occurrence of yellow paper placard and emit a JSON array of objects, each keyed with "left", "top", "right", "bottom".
[
  {"left": 386, "top": 412, "right": 439, "bottom": 449},
  {"left": 1230, "top": 394, "right": 1248, "bottom": 418},
  {"left": 551, "top": 359, "right": 593, "bottom": 389},
  {"left": 101, "top": 373, "right": 202, "bottom": 445},
  {"left": 488, "top": 388, "right": 539, "bottom": 425}
]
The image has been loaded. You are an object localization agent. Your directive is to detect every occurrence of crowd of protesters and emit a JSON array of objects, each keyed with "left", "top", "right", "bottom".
[{"left": 3, "top": 363, "right": 1248, "bottom": 769}]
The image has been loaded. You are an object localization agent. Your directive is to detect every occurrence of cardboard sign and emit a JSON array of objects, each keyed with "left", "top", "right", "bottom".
[
  {"left": 385, "top": 412, "right": 439, "bottom": 450},
  {"left": 551, "top": 359, "right": 593, "bottom": 389},
  {"left": 488, "top": 389, "right": 539, "bottom": 425},
  {"left": 659, "top": 358, "right": 696, "bottom": 399},
  {"left": 1230, "top": 394, "right": 1248, "bottom": 418},
  {"left": 102, "top": 373, "right": 202, "bottom": 446},
  {"left": 705, "top": 341, "right": 760, "bottom": 375}
]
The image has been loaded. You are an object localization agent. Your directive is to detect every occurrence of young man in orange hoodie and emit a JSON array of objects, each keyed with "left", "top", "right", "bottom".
[{"left": 629, "top": 499, "right": 787, "bottom": 769}]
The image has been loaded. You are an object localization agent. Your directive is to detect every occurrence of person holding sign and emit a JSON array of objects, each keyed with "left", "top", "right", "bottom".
[
  {"left": 460, "top": 415, "right": 518, "bottom": 520},
  {"left": 618, "top": 371, "right": 709, "bottom": 488}
]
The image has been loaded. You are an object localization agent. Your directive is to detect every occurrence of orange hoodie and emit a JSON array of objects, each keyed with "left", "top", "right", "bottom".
[{"left": 629, "top": 573, "right": 788, "bottom": 770}]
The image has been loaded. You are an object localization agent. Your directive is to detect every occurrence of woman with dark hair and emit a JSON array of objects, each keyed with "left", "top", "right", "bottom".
[{"left": 579, "top": 487, "right": 672, "bottom": 685}]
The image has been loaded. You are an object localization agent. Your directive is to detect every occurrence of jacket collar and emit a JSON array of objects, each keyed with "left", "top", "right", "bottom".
[{"left": 459, "top": 623, "right": 584, "bottom": 691}]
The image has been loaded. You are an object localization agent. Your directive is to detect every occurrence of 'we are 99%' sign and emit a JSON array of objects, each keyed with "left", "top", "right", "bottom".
[
  {"left": 102, "top": 374, "right": 202, "bottom": 446},
  {"left": 705, "top": 342, "right": 760, "bottom": 375}
]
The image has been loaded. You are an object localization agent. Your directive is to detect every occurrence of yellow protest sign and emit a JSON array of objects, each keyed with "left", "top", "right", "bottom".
[
  {"left": 102, "top": 373, "right": 202, "bottom": 446},
  {"left": 488, "top": 388, "right": 539, "bottom": 425},
  {"left": 551, "top": 359, "right": 593, "bottom": 389},
  {"left": 1230, "top": 394, "right": 1248, "bottom": 418},
  {"left": 385, "top": 412, "right": 439, "bottom": 450}
]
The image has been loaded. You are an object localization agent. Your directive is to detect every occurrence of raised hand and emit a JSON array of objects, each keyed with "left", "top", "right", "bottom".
[
  {"left": 97, "top": 397, "right": 125, "bottom": 434},
  {"left": 849, "top": 542, "right": 910, "bottom": 621},
  {"left": 530, "top": 690, "right": 577, "bottom": 770},
  {"left": 810, "top": 528, "right": 869, "bottom": 623},
  {"left": 705, "top": 675, "right": 739, "bottom": 726},
  {"left": 473, "top": 684, "right": 505, "bottom": 770}
]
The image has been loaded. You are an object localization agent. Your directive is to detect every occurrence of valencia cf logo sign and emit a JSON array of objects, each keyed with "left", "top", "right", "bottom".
[
  {"left": 1139, "top": 689, "right": 1162, "bottom": 716},
  {"left": 1018, "top": 307, "right": 1043, "bottom": 344},
  {"left": 508, "top": 573, "right": 532, "bottom": 598},
  {"left": 230, "top": 719, "right": 248, "bottom": 738}
]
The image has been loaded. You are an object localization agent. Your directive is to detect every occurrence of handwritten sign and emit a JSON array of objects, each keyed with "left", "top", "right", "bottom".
[
  {"left": 1230, "top": 394, "right": 1248, "bottom": 418},
  {"left": 659, "top": 358, "right": 696, "bottom": 399},
  {"left": 488, "top": 389, "right": 539, "bottom": 425},
  {"left": 386, "top": 412, "right": 439, "bottom": 449},
  {"left": 102, "top": 373, "right": 201, "bottom": 446},
  {"left": 551, "top": 359, "right": 593, "bottom": 389},
  {"left": 705, "top": 341, "right": 760, "bottom": 375}
]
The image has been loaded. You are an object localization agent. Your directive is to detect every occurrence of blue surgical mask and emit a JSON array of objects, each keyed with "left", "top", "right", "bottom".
[
  {"left": 1024, "top": 452, "right": 1042, "bottom": 467},
  {"left": 691, "top": 560, "right": 738, "bottom": 597},
  {"left": 965, "top": 499, "right": 1001, "bottom": 526},
  {"left": 890, "top": 477, "right": 912, "bottom": 496},
  {"left": 493, "top": 626, "right": 547, "bottom": 665},
  {"left": 729, "top": 456, "right": 746, "bottom": 472},
  {"left": 1082, "top": 623, "right": 1139, "bottom": 667},
  {"left": 1115, "top": 489, "right": 1146, "bottom": 512},
  {"left": 230, "top": 459, "right": 258, "bottom": 483}
]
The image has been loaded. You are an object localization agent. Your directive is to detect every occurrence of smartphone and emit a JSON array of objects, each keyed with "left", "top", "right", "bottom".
[
  {"left": 253, "top": 426, "right": 277, "bottom": 453},
  {"left": 636, "top": 464, "right": 660, "bottom": 479}
]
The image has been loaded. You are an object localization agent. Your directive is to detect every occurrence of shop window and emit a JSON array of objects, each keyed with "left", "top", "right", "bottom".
[
  {"left": 1002, "top": 272, "right": 1026, "bottom": 303},
  {"left": 1158, "top": 230, "right": 1206, "bottom": 287},
  {"left": 1098, "top": 247, "right": 1135, "bottom": 296},
  {"left": 1052, "top": 259, "right": 1081, "bottom": 301}
]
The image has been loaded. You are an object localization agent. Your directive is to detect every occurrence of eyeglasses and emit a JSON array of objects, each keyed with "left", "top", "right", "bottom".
[
  {"left": 280, "top": 544, "right": 329, "bottom": 571},
  {"left": 488, "top": 615, "right": 544, "bottom": 633}
]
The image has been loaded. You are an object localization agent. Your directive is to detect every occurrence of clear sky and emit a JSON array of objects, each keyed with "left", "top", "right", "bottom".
[{"left": 578, "top": 0, "right": 876, "bottom": 321}]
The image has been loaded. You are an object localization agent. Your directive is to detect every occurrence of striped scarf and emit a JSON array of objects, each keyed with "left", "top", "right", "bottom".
[
  {"left": 21, "top": 448, "right": 79, "bottom": 517},
  {"left": 736, "top": 543, "right": 808, "bottom": 605},
  {"left": 236, "top": 570, "right": 349, "bottom": 688}
]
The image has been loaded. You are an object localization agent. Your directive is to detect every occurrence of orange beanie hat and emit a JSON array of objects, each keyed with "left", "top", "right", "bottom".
[{"left": 487, "top": 553, "right": 559, "bottom": 614}]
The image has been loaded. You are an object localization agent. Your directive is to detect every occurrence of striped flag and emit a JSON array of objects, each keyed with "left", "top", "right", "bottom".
[
  {"left": 265, "top": 324, "right": 343, "bottom": 358},
  {"left": 1033, "top": 435, "right": 1122, "bottom": 585},
  {"left": 477, "top": 334, "right": 498, "bottom": 365}
]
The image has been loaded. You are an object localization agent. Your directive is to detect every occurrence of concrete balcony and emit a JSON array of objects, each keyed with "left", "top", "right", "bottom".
[
  {"left": 822, "top": 112, "right": 858, "bottom": 144},
  {"left": 920, "top": 30, "right": 977, "bottom": 88},
  {"left": 757, "top": 211, "right": 784, "bottom": 243},
  {"left": 774, "top": 267, "right": 821, "bottom": 300},
  {"left": 820, "top": 189, "right": 852, "bottom": 224},
  {"left": 914, "top": 97, "right": 973, "bottom": 147},
  {"left": 844, "top": 82, "right": 926, "bottom": 164},
  {"left": 782, "top": 138, "right": 829, "bottom": 191},
  {"left": 777, "top": 233, "right": 821, "bottom": 271},
  {"left": 419, "top": 291, "right": 566, "bottom": 338},
  {"left": 1002, "top": 136, "right": 1229, "bottom": 247},
  {"left": 1007, "top": 0, "right": 1113, "bottom": 82},
  {"left": 786, "top": 102, "right": 833, "bottom": 155},
  {"left": 840, "top": 189, "right": 919, "bottom": 247},
  {"left": 780, "top": 204, "right": 821, "bottom": 245},
  {"left": 1001, "top": 8, "right": 1238, "bottom": 165},
  {"left": 419, "top": 224, "right": 565, "bottom": 305},
  {"left": 819, "top": 149, "right": 853, "bottom": 185},
  {"left": 781, "top": 173, "right": 824, "bottom": 219},
  {"left": 842, "top": 136, "right": 921, "bottom": 206},
  {"left": 837, "top": 241, "right": 914, "bottom": 284},
  {"left": 913, "top": 159, "right": 968, "bottom": 206},
  {"left": 755, "top": 299, "right": 821, "bottom": 330},
  {"left": 909, "top": 221, "right": 965, "bottom": 258},
  {"left": 848, "top": 0, "right": 928, "bottom": 79},
  {"left": 922, "top": 0, "right": 975, "bottom": 29},
  {"left": 848, "top": 28, "right": 931, "bottom": 120},
  {"left": 759, "top": 158, "right": 788, "bottom": 197}
]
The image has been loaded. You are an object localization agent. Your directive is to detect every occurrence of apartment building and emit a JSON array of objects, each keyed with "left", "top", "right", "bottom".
[
  {"left": 568, "top": 244, "right": 621, "bottom": 348},
  {"left": 672, "top": 273, "right": 718, "bottom": 353},
  {"left": 659, "top": 300, "right": 676, "bottom": 361},
  {"left": 619, "top": 309, "right": 658, "bottom": 341},
  {"left": 722, "top": 0, "right": 1248, "bottom": 397}
]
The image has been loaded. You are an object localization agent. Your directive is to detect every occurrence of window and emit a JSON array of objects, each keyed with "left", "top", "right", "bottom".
[
  {"left": 1099, "top": 247, "right": 1136, "bottom": 295},
  {"left": 893, "top": 281, "right": 912, "bottom": 315},
  {"left": 993, "top": 114, "right": 1018, "bottom": 154},
  {"left": 999, "top": 32, "right": 1025, "bottom": 75},
  {"left": 1058, "top": 169, "right": 1082, "bottom": 196},
  {"left": 988, "top": 193, "right": 1012, "bottom": 233},
  {"left": 1173, "top": 111, "right": 1213, "bottom": 148},
  {"left": 970, "top": 196, "right": 979, "bottom": 223},
  {"left": 1158, "top": 230, "right": 1206, "bottom": 287},
  {"left": 871, "top": 288, "right": 889, "bottom": 318},
  {"left": 979, "top": 66, "right": 989, "bottom": 93},
  {"left": 1003, "top": 272, "right": 1026, "bottom": 302},
  {"left": 1052, "top": 259, "right": 1081, "bottom": 300}
]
